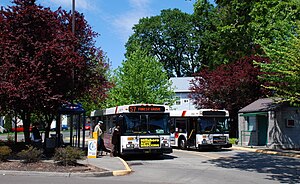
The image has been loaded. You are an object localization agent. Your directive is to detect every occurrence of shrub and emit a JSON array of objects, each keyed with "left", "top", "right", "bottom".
[
  {"left": 0, "top": 146, "right": 12, "bottom": 161},
  {"left": 229, "top": 138, "right": 238, "bottom": 145},
  {"left": 53, "top": 146, "right": 85, "bottom": 166},
  {"left": 17, "top": 146, "right": 42, "bottom": 163}
]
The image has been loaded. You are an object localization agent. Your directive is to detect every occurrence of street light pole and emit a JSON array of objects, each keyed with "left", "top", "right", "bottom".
[
  {"left": 72, "top": 0, "right": 75, "bottom": 34},
  {"left": 70, "top": 0, "right": 75, "bottom": 147}
]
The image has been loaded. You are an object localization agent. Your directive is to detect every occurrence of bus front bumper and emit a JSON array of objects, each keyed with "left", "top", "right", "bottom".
[
  {"left": 121, "top": 147, "right": 173, "bottom": 155},
  {"left": 198, "top": 143, "right": 232, "bottom": 149}
]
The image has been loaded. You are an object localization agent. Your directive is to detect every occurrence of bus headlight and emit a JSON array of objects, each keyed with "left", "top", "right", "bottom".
[
  {"left": 126, "top": 144, "right": 134, "bottom": 148},
  {"left": 126, "top": 143, "right": 134, "bottom": 148},
  {"left": 161, "top": 143, "right": 169, "bottom": 147},
  {"left": 202, "top": 139, "right": 207, "bottom": 144},
  {"left": 162, "top": 140, "right": 169, "bottom": 147}
]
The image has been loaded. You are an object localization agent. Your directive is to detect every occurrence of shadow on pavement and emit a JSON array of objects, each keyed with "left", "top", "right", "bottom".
[
  {"left": 206, "top": 151, "right": 300, "bottom": 183},
  {"left": 122, "top": 154, "right": 177, "bottom": 161}
]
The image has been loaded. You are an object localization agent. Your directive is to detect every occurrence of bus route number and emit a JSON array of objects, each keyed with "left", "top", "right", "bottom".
[{"left": 129, "top": 106, "right": 165, "bottom": 112}]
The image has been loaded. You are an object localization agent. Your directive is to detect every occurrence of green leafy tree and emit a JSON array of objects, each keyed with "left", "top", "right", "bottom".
[
  {"left": 250, "top": 0, "right": 300, "bottom": 46},
  {"left": 193, "top": 0, "right": 222, "bottom": 69},
  {"left": 212, "top": 0, "right": 262, "bottom": 64},
  {"left": 126, "top": 9, "right": 199, "bottom": 77},
  {"left": 212, "top": 0, "right": 300, "bottom": 65},
  {"left": 106, "top": 46, "right": 175, "bottom": 107},
  {"left": 256, "top": 32, "right": 300, "bottom": 106}
]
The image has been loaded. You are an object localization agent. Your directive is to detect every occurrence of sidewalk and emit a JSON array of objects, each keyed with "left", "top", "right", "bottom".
[
  {"left": 231, "top": 145, "right": 300, "bottom": 159},
  {"left": 78, "top": 155, "right": 132, "bottom": 177}
]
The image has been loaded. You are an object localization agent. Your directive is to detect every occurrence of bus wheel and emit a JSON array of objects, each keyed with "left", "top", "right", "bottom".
[{"left": 178, "top": 138, "right": 187, "bottom": 150}]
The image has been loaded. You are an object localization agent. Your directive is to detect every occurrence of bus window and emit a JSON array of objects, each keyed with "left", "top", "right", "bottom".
[
  {"left": 148, "top": 114, "right": 169, "bottom": 134},
  {"left": 123, "top": 114, "right": 169, "bottom": 135},
  {"left": 169, "top": 118, "right": 175, "bottom": 133},
  {"left": 198, "top": 117, "right": 229, "bottom": 133},
  {"left": 175, "top": 119, "right": 187, "bottom": 133},
  {"left": 123, "top": 114, "right": 147, "bottom": 134}
]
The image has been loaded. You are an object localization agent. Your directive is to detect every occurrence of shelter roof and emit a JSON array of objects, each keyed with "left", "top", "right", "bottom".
[{"left": 239, "top": 98, "right": 281, "bottom": 113}]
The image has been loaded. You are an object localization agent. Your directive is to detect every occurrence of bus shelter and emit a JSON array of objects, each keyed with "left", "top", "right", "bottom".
[{"left": 55, "top": 103, "right": 86, "bottom": 149}]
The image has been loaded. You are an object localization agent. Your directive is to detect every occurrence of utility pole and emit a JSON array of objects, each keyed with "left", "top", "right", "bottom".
[{"left": 70, "top": 0, "right": 75, "bottom": 147}]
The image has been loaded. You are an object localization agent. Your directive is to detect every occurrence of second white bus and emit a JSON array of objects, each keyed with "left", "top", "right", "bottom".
[{"left": 169, "top": 109, "right": 232, "bottom": 150}]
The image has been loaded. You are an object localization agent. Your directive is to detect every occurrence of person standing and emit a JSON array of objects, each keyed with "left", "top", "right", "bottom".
[
  {"left": 31, "top": 123, "right": 42, "bottom": 148},
  {"left": 111, "top": 125, "right": 120, "bottom": 156},
  {"left": 94, "top": 121, "right": 110, "bottom": 155}
]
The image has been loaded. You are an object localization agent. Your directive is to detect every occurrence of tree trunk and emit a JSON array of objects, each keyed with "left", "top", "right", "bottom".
[{"left": 21, "top": 112, "right": 31, "bottom": 144}]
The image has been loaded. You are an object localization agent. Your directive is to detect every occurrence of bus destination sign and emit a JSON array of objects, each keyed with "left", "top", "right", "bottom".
[{"left": 129, "top": 106, "right": 165, "bottom": 112}]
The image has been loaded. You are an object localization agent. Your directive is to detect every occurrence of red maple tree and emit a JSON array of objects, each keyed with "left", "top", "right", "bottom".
[
  {"left": 189, "top": 55, "right": 269, "bottom": 137},
  {"left": 0, "top": 0, "right": 110, "bottom": 142}
]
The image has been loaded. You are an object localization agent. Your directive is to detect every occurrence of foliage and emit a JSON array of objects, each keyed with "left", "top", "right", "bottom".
[
  {"left": 78, "top": 52, "right": 113, "bottom": 115},
  {"left": 126, "top": 9, "right": 201, "bottom": 77},
  {"left": 106, "top": 46, "right": 175, "bottom": 107},
  {"left": 193, "top": 0, "right": 224, "bottom": 69},
  {"left": 190, "top": 56, "right": 269, "bottom": 137},
  {"left": 256, "top": 30, "right": 300, "bottom": 106},
  {"left": 250, "top": 0, "right": 300, "bottom": 46},
  {"left": 53, "top": 146, "right": 85, "bottom": 166},
  {"left": 17, "top": 145, "right": 42, "bottom": 163},
  {"left": 0, "top": 0, "right": 110, "bottom": 142},
  {"left": 0, "top": 146, "right": 12, "bottom": 161},
  {"left": 209, "top": 0, "right": 300, "bottom": 66},
  {"left": 212, "top": 0, "right": 263, "bottom": 64}
]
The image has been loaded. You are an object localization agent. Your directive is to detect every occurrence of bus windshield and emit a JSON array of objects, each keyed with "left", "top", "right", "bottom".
[
  {"left": 198, "top": 117, "right": 229, "bottom": 134},
  {"left": 123, "top": 114, "right": 169, "bottom": 135}
]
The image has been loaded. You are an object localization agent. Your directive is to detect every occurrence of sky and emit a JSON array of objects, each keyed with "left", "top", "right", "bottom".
[{"left": 0, "top": 0, "right": 195, "bottom": 69}]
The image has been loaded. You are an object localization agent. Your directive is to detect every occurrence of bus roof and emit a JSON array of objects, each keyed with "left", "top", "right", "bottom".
[
  {"left": 91, "top": 104, "right": 170, "bottom": 117},
  {"left": 169, "top": 109, "right": 229, "bottom": 117}
]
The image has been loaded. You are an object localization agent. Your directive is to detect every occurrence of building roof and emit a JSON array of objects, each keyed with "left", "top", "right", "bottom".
[
  {"left": 239, "top": 98, "right": 280, "bottom": 113},
  {"left": 170, "top": 77, "right": 194, "bottom": 92}
]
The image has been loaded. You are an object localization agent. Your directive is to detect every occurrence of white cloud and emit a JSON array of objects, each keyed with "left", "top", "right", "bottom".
[
  {"left": 112, "top": 0, "right": 152, "bottom": 42},
  {"left": 46, "top": 0, "right": 97, "bottom": 11},
  {"left": 129, "top": 0, "right": 151, "bottom": 10}
]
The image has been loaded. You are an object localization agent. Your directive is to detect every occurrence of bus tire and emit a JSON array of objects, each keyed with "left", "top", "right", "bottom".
[{"left": 178, "top": 138, "right": 187, "bottom": 150}]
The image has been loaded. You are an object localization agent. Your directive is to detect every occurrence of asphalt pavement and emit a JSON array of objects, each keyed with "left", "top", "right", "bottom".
[{"left": 1, "top": 145, "right": 299, "bottom": 178}]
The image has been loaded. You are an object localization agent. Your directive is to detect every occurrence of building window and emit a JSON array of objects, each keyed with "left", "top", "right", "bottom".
[
  {"left": 175, "top": 97, "right": 181, "bottom": 105},
  {"left": 247, "top": 116, "right": 256, "bottom": 131},
  {"left": 286, "top": 119, "right": 295, "bottom": 128}
]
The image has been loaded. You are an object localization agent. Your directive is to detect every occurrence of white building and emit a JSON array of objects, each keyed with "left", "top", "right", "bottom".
[{"left": 169, "top": 77, "right": 197, "bottom": 110}]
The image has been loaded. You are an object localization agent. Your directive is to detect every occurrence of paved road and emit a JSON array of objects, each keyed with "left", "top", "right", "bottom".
[{"left": 1, "top": 148, "right": 300, "bottom": 184}]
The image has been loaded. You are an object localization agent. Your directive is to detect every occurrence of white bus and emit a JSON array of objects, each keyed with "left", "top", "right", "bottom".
[
  {"left": 170, "top": 109, "right": 232, "bottom": 150},
  {"left": 90, "top": 104, "right": 172, "bottom": 156}
]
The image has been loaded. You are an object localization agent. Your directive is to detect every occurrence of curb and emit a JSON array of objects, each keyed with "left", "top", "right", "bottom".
[
  {"left": 0, "top": 157, "right": 132, "bottom": 177},
  {"left": 112, "top": 157, "right": 133, "bottom": 176},
  {"left": 0, "top": 169, "right": 114, "bottom": 177},
  {"left": 231, "top": 146, "right": 300, "bottom": 159}
]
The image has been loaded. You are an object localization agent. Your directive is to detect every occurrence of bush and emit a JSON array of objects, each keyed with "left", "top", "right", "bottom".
[
  {"left": 0, "top": 146, "right": 12, "bottom": 161},
  {"left": 229, "top": 138, "right": 238, "bottom": 145},
  {"left": 53, "top": 146, "right": 85, "bottom": 166},
  {"left": 17, "top": 146, "right": 42, "bottom": 163}
]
